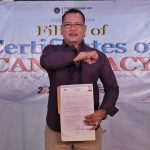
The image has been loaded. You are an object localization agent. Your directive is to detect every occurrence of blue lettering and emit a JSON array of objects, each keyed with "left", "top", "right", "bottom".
[
  {"left": 5, "top": 44, "right": 18, "bottom": 54},
  {"left": 50, "top": 38, "right": 63, "bottom": 45},
  {"left": 0, "top": 40, "right": 4, "bottom": 54},
  {"left": 18, "top": 44, "right": 30, "bottom": 54},
  {"left": 30, "top": 39, "right": 47, "bottom": 54},
  {"left": 102, "top": 43, "right": 115, "bottom": 53},
  {"left": 92, "top": 40, "right": 101, "bottom": 49},
  {"left": 134, "top": 42, "right": 149, "bottom": 53},
  {"left": 115, "top": 43, "right": 127, "bottom": 53},
  {"left": 31, "top": 41, "right": 42, "bottom": 54},
  {"left": 40, "top": 39, "right": 47, "bottom": 50}
]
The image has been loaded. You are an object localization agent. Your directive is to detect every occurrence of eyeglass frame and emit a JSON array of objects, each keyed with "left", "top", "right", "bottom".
[{"left": 62, "top": 22, "right": 85, "bottom": 29}]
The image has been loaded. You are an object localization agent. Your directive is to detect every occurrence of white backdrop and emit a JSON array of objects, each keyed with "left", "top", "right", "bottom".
[{"left": 0, "top": 1, "right": 150, "bottom": 150}]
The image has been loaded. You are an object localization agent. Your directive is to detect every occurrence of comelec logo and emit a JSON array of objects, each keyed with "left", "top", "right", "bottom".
[
  {"left": 53, "top": 6, "right": 92, "bottom": 15},
  {"left": 54, "top": 7, "right": 61, "bottom": 14}
]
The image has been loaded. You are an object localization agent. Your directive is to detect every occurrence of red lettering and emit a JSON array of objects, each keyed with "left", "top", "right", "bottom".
[
  {"left": 28, "top": 58, "right": 45, "bottom": 72},
  {"left": 137, "top": 57, "right": 150, "bottom": 71},
  {"left": 0, "top": 58, "right": 9, "bottom": 72},
  {"left": 108, "top": 57, "right": 121, "bottom": 71},
  {"left": 9, "top": 58, "right": 28, "bottom": 72},
  {"left": 120, "top": 57, "right": 137, "bottom": 71}
]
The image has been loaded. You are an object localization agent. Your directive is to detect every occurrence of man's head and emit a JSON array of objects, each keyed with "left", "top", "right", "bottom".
[
  {"left": 61, "top": 8, "right": 87, "bottom": 49},
  {"left": 62, "top": 8, "right": 85, "bottom": 23}
]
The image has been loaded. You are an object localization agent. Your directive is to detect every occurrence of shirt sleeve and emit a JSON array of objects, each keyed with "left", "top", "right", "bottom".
[
  {"left": 98, "top": 53, "right": 119, "bottom": 116},
  {"left": 40, "top": 45, "right": 75, "bottom": 70}
]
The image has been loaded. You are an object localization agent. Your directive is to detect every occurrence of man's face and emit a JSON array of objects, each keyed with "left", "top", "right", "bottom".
[{"left": 61, "top": 13, "right": 86, "bottom": 46}]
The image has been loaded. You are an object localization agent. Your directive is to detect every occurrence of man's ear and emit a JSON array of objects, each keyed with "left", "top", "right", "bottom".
[{"left": 61, "top": 25, "right": 63, "bottom": 35}]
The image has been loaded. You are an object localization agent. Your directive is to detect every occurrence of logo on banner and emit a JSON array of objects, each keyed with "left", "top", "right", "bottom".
[
  {"left": 52, "top": 6, "right": 95, "bottom": 23},
  {"left": 54, "top": 7, "right": 61, "bottom": 14},
  {"left": 53, "top": 6, "right": 93, "bottom": 15}
]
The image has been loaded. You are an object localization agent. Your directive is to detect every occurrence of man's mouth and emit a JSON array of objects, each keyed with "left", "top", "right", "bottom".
[{"left": 69, "top": 33, "right": 78, "bottom": 37}]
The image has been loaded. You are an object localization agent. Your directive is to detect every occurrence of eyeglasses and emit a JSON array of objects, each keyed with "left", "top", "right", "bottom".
[{"left": 62, "top": 23, "right": 85, "bottom": 29}]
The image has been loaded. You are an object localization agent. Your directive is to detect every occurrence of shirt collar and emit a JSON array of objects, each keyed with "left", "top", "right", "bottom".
[{"left": 62, "top": 40, "right": 87, "bottom": 51}]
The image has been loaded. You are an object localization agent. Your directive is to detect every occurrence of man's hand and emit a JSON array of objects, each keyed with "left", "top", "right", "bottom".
[
  {"left": 73, "top": 51, "right": 99, "bottom": 64},
  {"left": 84, "top": 109, "right": 107, "bottom": 130}
]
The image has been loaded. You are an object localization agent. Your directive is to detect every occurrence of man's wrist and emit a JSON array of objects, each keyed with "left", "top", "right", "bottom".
[
  {"left": 100, "top": 109, "right": 107, "bottom": 120},
  {"left": 101, "top": 109, "right": 107, "bottom": 114}
]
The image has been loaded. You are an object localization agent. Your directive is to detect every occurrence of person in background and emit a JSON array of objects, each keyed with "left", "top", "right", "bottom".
[{"left": 40, "top": 8, "right": 119, "bottom": 150}]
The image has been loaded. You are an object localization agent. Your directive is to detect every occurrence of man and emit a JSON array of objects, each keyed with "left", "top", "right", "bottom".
[{"left": 40, "top": 8, "right": 119, "bottom": 150}]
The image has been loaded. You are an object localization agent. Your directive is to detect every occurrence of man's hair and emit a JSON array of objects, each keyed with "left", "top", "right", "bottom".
[{"left": 62, "top": 8, "right": 85, "bottom": 23}]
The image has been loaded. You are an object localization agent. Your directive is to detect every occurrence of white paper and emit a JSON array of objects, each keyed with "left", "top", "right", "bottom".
[{"left": 59, "top": 84, "right": 95, "bottom": 141}]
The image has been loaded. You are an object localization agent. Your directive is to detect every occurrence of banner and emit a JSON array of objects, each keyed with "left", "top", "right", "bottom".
[{"left": 0, "top": 1, "right": 150, "bottom": 150}]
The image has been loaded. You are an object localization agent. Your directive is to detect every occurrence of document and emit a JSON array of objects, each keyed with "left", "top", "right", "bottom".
[{"left": 57, "top": 84, "right": 95, "bottom": 141}]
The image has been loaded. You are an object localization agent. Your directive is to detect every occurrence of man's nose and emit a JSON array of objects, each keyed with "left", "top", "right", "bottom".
[{"left": 70, "top": 24, "right": 76, "bottom": 29}]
